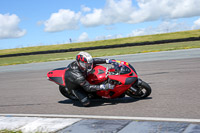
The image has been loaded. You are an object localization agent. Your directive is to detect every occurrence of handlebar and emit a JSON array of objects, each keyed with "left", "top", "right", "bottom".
[
  {"left": 107, "top": 61, "right": 131, "bottom": 75},
  {"left": 106, "top": 62, "right": 124, "bottom": 75}
]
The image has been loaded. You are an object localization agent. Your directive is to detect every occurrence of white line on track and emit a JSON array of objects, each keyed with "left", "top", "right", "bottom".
[{"left": 0, "top": 114, "right": 200, "bottom": 123}]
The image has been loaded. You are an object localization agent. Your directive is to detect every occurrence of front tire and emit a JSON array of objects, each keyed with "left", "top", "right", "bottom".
[
  {"left": 126, "top": 80, "right": 151, "bottom": 99},
  {"left": 59, "top": 86, "right": 78, "bottom": 100}
]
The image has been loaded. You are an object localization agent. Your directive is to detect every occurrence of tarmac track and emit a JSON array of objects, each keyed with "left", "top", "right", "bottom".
[{"left": 0, "top": 49, "right": 200, "bottom": 119}]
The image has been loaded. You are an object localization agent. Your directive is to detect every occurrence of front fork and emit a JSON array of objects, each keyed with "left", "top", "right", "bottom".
[
  {"left": 137, "top": 78, "right": 143, "bottom": 87},
  {"left": 128, "top": 78, "right": 142, "bottom": 93}
]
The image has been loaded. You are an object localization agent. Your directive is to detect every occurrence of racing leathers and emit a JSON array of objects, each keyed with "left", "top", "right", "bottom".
[{"left": 65, "top": 58, "right": 114, "bottom": 106}]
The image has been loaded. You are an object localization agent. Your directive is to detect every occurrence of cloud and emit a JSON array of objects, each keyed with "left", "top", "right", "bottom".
[
  {"left": 129, "top": 0, "right": 200, "bottom": 23},
  {"left": 95, "top": 34, "right": 123, "bottom": 40},
  {"left": 77, "top": 32, "right": 89, "bottom": 42},
  {"left": 81, "top": 0, "right": 200, "bottom": 27},
  {"left": 44, "top": 9, "right": 81, "bottom": 32},
  {"left": 80, "top": 9, "right": 103, "bottom": 27},
  {"left": 0, "top": 13, "right": 26, "bottom": 39},
  {"left": 43, "top": 0, "right": 200, "bottom": 32},
  {"left": 81, "top": 5, "right": 91, "bottom": 12},
  {"left": 128, "top": 21, "right": 190, "bottom": 36},
  {"left": 81, "top": 0, "right": 133, "bottom": 27},
  {"left": 192, "top": 18, "right": 200, "bottom": 29}
]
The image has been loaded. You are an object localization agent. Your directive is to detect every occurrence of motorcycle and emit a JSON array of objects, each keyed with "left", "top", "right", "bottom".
[{"left": 47, "top": 60, "right": 151, "bottom": 102}]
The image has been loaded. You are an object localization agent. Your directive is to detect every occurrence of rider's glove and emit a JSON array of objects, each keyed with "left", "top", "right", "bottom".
[
  {"left": 100, "top": 83, "right": 115, "bottom": 90},
  {"left": 106, "top": 59, "right": 114, "bottom": 64},
  {"left": 106, "top": 59, "right": 120, "bottom": 66}
]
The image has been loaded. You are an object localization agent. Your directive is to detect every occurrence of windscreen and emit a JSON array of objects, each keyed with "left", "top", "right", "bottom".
[{"left": 119, "top": 65, "right": 131, "bottom": 74}]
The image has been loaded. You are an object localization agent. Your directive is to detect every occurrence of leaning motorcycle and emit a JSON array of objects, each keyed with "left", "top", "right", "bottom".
[{"left": 47, "top": 60, "right": 151, "bottom": 101}]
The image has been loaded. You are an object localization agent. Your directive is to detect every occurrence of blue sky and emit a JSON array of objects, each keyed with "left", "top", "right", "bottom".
[{"left": 0, "top": 0, "right": 200, "bottom": 50}]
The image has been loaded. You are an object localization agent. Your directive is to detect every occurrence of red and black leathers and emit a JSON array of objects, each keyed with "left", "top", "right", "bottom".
[
  {"left": 64, "top": 58, "right": 109, "bottom": 106},
  {"left": 65, "top": 58, "right": 108, "bottom": 92}
]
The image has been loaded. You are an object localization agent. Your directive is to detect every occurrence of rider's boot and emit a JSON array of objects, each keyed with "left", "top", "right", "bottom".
[{"left": 72, "top": 89, "right": 90, "bottom": 107}]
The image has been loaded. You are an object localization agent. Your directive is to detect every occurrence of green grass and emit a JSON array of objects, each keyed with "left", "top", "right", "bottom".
[
  {"left": 0, "top": 130, "right": 22, "bottom": 133},
  {"left": 0, "top": 29, "right": 200, "bottom": 56},
  {"left": 0, "top": 40, "right": 200, "bottom": 66}
]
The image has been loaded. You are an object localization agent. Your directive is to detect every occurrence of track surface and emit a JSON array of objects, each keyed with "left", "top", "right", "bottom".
[{"left": 0, "top": 49, "right": 200, "bottom": 119}]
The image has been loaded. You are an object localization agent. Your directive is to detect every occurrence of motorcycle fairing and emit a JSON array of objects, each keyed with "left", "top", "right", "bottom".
[
  {"left": 113, "top": 60, "right": 129, "bottom": 65},
  {"left": 49, "top": 77, "right": 64, "bottom": 85},
  {"left": 88, "top": 63, "right": 138, "bottom": 98},
  {"left": 109, "top": 73, "right": 137, "bottom": 85},
  {"left": 96, "top": 84, "right": 131, "bottom": 98},
  {"left": 47, "top": 67, "right": 66, "bottom": 86},
  {"left": 87, "top": 65, "right": 107, "bottom": 84},
  {"left": 125, "top": 77, "right": 138, "bottom": 85}
]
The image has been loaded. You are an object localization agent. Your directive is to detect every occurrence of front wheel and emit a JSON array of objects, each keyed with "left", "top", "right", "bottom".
[
  {"left": 59, "top": 86, "right": 78, "bottom": 100},
  {"left": 126, "top": 80, "right": 151, "bottom": 99}
]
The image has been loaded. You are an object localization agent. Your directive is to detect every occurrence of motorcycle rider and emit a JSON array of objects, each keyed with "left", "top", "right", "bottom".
[{"left": 65, "top": 51, "right": 115, "bottom": 106}]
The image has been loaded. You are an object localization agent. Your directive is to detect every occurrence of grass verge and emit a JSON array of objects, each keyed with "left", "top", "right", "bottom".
[
  {"left": 0, "top": 40, "right": 200, "bottom": 66},
  {"left": 0, "top": 130, "right": 22, "bottom": 133},
  {"left": 0, "top": 29, "right": 200, "bottom": 56}
]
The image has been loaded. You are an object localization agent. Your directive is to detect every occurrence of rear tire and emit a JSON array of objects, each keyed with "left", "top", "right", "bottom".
[
  {"left": 126, "top": 80, "right": 151, "bottom": 99},
  {"left": 59, "top": 86, "right": 78, "bottom": 100}
]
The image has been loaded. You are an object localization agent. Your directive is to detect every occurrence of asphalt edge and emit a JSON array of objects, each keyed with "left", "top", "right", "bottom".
[{"left": 0, "top": 114, "right": 200, "bottom": 123}]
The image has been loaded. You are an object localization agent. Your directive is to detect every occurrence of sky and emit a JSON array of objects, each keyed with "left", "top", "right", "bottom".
[{"left": 0, "top": 0, "right": 200, "bottom": 50}]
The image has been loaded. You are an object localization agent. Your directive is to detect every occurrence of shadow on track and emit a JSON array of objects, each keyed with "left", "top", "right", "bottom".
[{"left": 58, "top": 97, "right": 152, "bottom": 107}]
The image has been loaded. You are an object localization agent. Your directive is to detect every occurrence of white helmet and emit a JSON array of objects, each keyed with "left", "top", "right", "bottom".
[{"left": 76, "top": 52, "right": 93, "bottom": 72}]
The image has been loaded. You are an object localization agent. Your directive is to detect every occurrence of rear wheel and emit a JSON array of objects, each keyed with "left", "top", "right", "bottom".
[
  {"left": 126, "top": 80, "right": 151, "bottom": 99},
  {"left": 59, "top": 86, "right": 78, "bottom": 100}
]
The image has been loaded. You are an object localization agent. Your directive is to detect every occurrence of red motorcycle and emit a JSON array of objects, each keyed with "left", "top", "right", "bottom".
[{"left": 47, "top": 60, "right": 151, "bottom": 101}]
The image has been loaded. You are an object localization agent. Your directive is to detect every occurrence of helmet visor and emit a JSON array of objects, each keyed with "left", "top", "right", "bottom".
[
  {"left": 85, "top": 62, "right": 93, "bottom": 72},
  {"left": 79, "top": 61, "right": 93, "bottom": 72}
]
